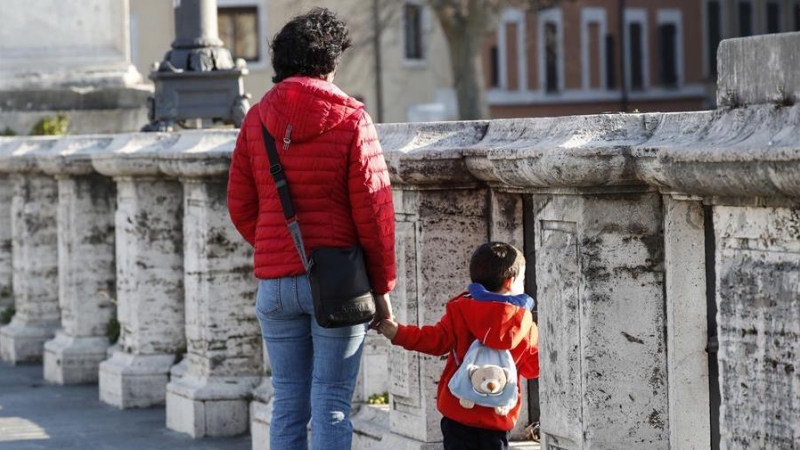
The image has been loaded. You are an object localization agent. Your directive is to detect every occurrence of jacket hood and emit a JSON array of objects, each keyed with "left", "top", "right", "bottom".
[
  {"left": 458, "top": 284, "right": 535, "bottom": 350},
  {"left": 258, "top": 76, "right": 364, "bottom": 144}
]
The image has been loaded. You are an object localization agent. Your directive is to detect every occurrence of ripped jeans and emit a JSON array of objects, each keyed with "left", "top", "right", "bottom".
[{"left": 255, "top": 275, "right": 366, "bottom": 450}]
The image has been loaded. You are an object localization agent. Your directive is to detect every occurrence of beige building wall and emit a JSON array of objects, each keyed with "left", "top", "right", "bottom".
[{"left": 129, "top": 0, "right": 453, "bottom": 124}]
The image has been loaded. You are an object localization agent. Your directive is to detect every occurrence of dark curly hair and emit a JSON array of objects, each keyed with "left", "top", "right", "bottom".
[{"left": 270, "top": 7, "right": 352, "bottom": 83}]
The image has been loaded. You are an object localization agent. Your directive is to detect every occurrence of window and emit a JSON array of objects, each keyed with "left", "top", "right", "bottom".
[
  {"left": 404, "top": 3, "right": 424, "bottom": 60},
  {"left": 766, "top": 2, "right": 781, "bottom": 34},
  {"left": 218, "top": 7, "right": 259, "bottom": 62},
  {"left": 738, "top": 1, "right": 753, "bottom": 36},
  {"left": 581, "top": 8, "right": 608, "bottom": 91},
  {"left": 659, "top": 24, "right": 677, "bottom": 87},
  {"left": 498, "top": 8, "right": 527, "bottom": 91},
  {"left": 795, "top": 4, "right": 800, "bottom": 31},
  {"left": 629, "top": 23, "right": 644, "bottom": 90},
  {"left": 657, "top": 10, "right": 682, "bottom": 88},
  {"left": 606, "top": 34, "right": 616, "bottom": 89},
  {"left": 624, "top": 9, "right": 648, "bottom": 91},
  {"left": 537, "top": 8, "right": 563, "bottom": 93},
  {"left": 545, "top": 23, "right": 559, "bottom": 92},
  {"left": 707, "top": 1, "right": 722, "bottom": 75},
  {"left": 490, "top": 46, "right": 500, "bottom": 88}
]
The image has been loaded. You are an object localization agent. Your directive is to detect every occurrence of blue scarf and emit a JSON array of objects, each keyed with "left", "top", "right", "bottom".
[{"left": 467, "top": 283, "right": 535, "bottom": 310}]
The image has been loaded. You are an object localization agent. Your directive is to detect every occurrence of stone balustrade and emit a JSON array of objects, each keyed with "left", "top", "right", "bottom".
[{"left": 1, "top": 33, "right": 799, "bottom": 450}]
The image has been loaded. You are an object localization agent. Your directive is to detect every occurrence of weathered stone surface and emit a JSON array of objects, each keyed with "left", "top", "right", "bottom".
[
  {"left": 92, "top": 132, "right": 180, "bottom": 178},
  {"left": 354, "top": 332, "right": 390, "bottom": 404},
  {"left": 487, "top": 190, "right": 530, "bottom": 440},
  {"left": 98, "top": 351, "right": 176, "bottom": 408},
  {"left": 714, "top": 205, "right": 800, "bottom": 449},
  {"left": 0, "top": 0, "right": 151, "bottom": 134},
  {"left": 0, "top": 0, "right": 140, "bottom": 90},
  {"left": 663, "top": 196, "right": 710, "bottom": 449},
  {"left": 158, "top": 130, "right": 237, "bottom": 179},
  {"left": 535, "top": 189, "right": 668, "bottom": 450},
  {"left": 717, "top": 32, "right": 800, "bottom": 108},
  {"left": 249, "top": 378, "right": 274, "bottom": 450},
  {"left": 42, "top": 173, "right": 116, "bottom": 384},
  {"left": 634, "top": 106, "right": 800, "bottom": 199},
  {"left": 0, "top": 174, "right": 12, "bottom": 311},
  {"left": 97, "top": 177, "right": 184, "bottom": 408},
  {"left": 465, "top": 114, "right": 649, "bottom": 188},
  {"left": 378, "top": 121, "right": 487, "bottom": 187},
  {"left": 352, "top": 404, "right": 390, "bottom": 450},
  {"left": 163, "top": 168, "right": 261, "bottom": 436},
  {"left": 388, "top": 188, "right": 489, "bottom": 444},
  {"left": 0, "top": 169, "right": 60, "bottom": 363},
  {"left": 43, "top": 332, "right": 110, "bottom": 385}
]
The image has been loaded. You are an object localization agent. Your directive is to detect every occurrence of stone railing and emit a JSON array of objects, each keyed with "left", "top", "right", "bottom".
[{"left": 1, "top": 33, "right": 800, "bottom": 450}]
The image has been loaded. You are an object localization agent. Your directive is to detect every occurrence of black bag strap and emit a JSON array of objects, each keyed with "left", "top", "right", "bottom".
[{"left": 261, "top": 124, "right": 311, "bottom": 271}]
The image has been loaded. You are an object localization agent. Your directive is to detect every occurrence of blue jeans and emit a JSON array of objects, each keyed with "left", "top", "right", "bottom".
[{"left": 255, "top": 275, "right": 366, "bottom": 450}]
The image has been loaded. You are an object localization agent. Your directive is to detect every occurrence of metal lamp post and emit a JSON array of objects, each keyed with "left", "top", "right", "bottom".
[{"left": 143, "top": 0, "right": 250, "bottom": 131}]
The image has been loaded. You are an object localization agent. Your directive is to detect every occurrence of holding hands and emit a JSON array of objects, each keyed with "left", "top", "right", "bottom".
[
  {"left": 368, "top": 292, "right": 398, "bottom": 340},
  {"left": 376, "top": 318, "right": 399, "bottom": 340}
]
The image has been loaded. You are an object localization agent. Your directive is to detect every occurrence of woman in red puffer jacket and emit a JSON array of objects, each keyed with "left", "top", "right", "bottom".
[{"left": 226, "top": 8, "right": 396, "bottom": 450}]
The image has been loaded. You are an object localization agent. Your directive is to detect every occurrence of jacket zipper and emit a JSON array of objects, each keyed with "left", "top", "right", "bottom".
[{"left": 283, "top": 124, "right": 293, "bottom": 150}]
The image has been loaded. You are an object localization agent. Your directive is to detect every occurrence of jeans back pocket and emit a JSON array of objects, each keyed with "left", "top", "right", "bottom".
[{"left": 256, "top": 279, "right": 282, "bottom": 317}]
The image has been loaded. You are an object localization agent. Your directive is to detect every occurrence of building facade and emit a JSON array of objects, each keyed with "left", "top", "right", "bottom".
[
  {"left": 484, "top": 0, "right": 800, "bottom": 118},
  {"left": 128, "top": 0, "right": 800, "bottom": 122},
  {"left": 129, "top": 0, "right": 454, "bottom": 124}
]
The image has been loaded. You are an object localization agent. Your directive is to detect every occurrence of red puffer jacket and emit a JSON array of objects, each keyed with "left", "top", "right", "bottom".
[{"left": 227, "top": 76, "right": 396, "bottom": 294}]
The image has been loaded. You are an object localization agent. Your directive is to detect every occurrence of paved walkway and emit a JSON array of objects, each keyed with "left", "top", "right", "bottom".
[
  {"left": 0, "top": 360, "right": 541, "bottom": 450},
  {"left": 0, "top": 361, "right": 251, "bottom": 450}
]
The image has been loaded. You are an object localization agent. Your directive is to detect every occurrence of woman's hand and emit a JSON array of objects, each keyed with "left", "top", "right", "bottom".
[{"left": 369, "top": 293, "right": 393, "bottom": 331}]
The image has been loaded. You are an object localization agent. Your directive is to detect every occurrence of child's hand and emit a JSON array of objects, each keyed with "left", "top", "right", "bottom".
[{"left": 377, "top": 319, "right": 399, "bottom": 340}]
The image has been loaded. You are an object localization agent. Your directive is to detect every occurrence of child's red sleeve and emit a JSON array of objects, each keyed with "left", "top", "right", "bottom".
[
  {"left": 392, "top": 312, "right": 454, "bottom": 356},
  {"left": 516, "top": 322, "right": 540, "bottom": 379}
]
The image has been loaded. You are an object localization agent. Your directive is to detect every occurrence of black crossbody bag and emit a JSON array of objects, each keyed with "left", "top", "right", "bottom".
[{"left": 261, "top": 125, "right": 375, "bottom": 328}]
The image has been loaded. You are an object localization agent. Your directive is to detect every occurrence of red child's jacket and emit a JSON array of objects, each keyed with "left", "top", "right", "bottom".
[{"left": 392, "top": 284, "right": 540, "bottom": 432}]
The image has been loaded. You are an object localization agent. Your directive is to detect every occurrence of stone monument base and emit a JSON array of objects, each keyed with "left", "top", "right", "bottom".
[
  {"left": 43, "top": 331, "right": 109, "bottom": 384},
  {"left": 0, "top": 317, "right": 59, "bottom": 364},
  {"left": 98, "top": 351, "right": 174, "bottom": 408},
  {"left": 166, "top": 373, "right": 261, "bottom": 438},
  {"left": 0, "top": 85, "right": 151, "bottom": 135}
]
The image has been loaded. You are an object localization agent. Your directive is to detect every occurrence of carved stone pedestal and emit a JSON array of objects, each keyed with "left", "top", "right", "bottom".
[
  {"left": 0, "top": 141, "right": 60, "bottom": 363},
  {"left": 94, "top": 138, "right": 185, "bottom": 408}
]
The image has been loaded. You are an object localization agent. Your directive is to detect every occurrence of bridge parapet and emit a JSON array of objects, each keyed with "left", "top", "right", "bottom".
[{"left": 1, "top": 32, "right": 799, "bottom": 450}]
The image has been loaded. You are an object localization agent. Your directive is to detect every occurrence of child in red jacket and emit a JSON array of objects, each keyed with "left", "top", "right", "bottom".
[{"left": 377, "top": 242, "right": 540, "bottom": 450}]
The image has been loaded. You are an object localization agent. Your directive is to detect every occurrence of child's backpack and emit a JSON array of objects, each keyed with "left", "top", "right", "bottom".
[{"left": 447, "top": 339, "right": 518, "bottom": 415}]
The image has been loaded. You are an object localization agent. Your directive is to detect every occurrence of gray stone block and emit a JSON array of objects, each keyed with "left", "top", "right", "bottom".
[
  {"left": 43, "top": 332, "right": 109, "bottom": 384},
  {"left": 166, "top": 374, "right": 260, "bottom": 437},
  {"left": 717, "top": 32, "right": 800, "bottom": 108},
  {"left": 98, "top": 351, "right": 174, "bottom": 408}
]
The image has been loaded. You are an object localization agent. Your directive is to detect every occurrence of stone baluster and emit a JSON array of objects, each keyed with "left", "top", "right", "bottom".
[
  {"left": 469, "top": 115, "right": 670, "bottom": 449},
  {"left": 38, "top": 137, "right": 118, "bottom": 384},
  {"left": 375, "top": 122, "right": 490, "bottom": 449},
  {"left": 159, "top": 130, "right": 262, "bottom": 437},
  {"left": 92, "top": 133, "right": 185, "bottom": 408},
  {"left": 0, "top": 139, "right": 16, "bottom": 313},
  {"left": 0, "top": 138, "right": 61, "bottom": 364}
]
